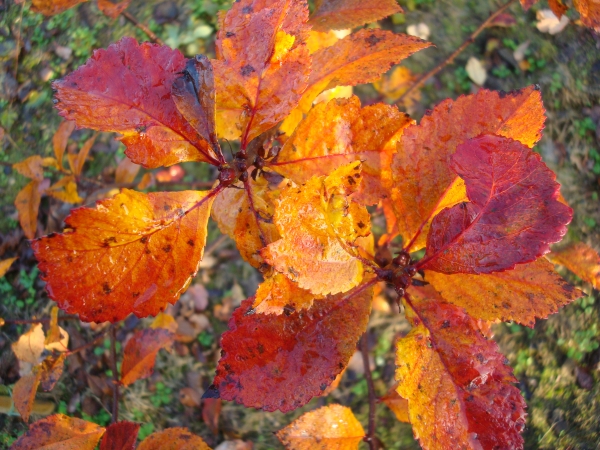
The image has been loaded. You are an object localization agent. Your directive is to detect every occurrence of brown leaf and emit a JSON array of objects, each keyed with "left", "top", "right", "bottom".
[
  {"left": 13, "top": 371, "right": 41, "bottom": 422},
  {"left": 31, "top": 0, "right": 88, "bottom": 15},
  {"left": 39, "top": 354, "right": 67, "bottom": 391},
  {"left": 11, "top": 414, "right": 105, "bottom": 449},
  {"left": 14, "top": 180, "right": 42, "bottom": 240},
  {"left": 97, "top": 0, "right": 131, "bottom": 19}
]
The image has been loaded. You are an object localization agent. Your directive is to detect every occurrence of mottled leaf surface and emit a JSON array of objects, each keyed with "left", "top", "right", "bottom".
[
  {"left": 310, "top": 0, "right": 401, "bottom": 31},
  {"left": 550, "top": 242, "right": 600, "bottom": 289},
  {"left": 276, "top": 404, "right": 364, "bottom": 449},
  {"left": 121, "top": 328, "right": 175, "bottom": 386},
  {"left": 426, "top": 259, "right": 583, "bottom": 326},
  {"left": 11, "top": 414, "right": 105, "bottom": 450},
  {"left": 396, "top": 287, "right": 526, "bottom": 450},
  {"left": 32, "top": 189, "right": 215, "bottom": 323},
  {"left": 252, "top": 272, "right": 320, "bottom": 315},
  {"left": 137, "top": 428, "right": 211, "bottom": 450},
  {"left": 420, "top": 135, "right": 571, "bottom": 274},
  {"left": 212, "top": 283, "right": 373, "bottom": 412},
  {"left": 271, "top": 96, "right": 411, "bottom": 205},
  {"left": 213, "top": 0, "right": 311, "bottom": 144},
  {"left": 262, "top": 162, "right": 370, "bottom": 296},
  {"left": 53, "top": 37, "right": 219, "bottom": 168},
  {"left": 574, "top": 0, "right": 600, "bottom": 31},
  {"left": 99, "top": 421, "right": 140, "bottom": 450},
  {"left": 39, "top": 354, "right": 67, "bottom": 391},
  {"left": 391, "top": 86, "right": 546, "bottom": 251}
]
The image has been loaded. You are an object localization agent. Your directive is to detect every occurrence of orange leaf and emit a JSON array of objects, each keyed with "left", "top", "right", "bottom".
[
  {"left": 52, "top": 120, "right": 75, "bottom": 171},
  {"left": 213, "top": 0, "right": 311, "bottom": 144},
  {"left": 151, "top": 312, "right": 178, "bottom": 333},
  {"left": 282, "top": 29, "right": 430, "bottom": 135},
  {"left": 68, "top": 134, "right": 97, "bottom": 177},
  {"left": 45, "top": 306, "right": 61, "bottom": 346},
  {"left": 252, "top": 272, "right": 321, "bottom": 315},
  {"left": 53, "top": 37, "right": 220, "bottom": 168},
  {"left": 14, "top": 181, "right": 42, "bottom": 240},
  {"left": 426, "top": 259, "right": 583, "bottom": 327},
  {"left": 46, "top": 175, "right": 83, "bottom": 204},
  {"left": 380, "top": 387, "right": 410, "bottom": 423},
  {"left": 13, "top": 156, "right": 45, "bottom": 182},
  {"left": 97, "top": 0, "right": 131, "bottom": 19},
  {"left": 211, "top": 176, "right": 279, "bottom": 269},
  {"left": 310, "top": 0, "right": 401, "bottom": 31},
  {"left": 261, "top": 162, "right": 370, "bottom": 296},
  {"left": 99, "top": 421, "right": 140, "bottom": 450},
  {"left": 12, "top": 324, "right": 45, "bottom": 365},
  {"left": 115, "top": 156, "right": 141, "bottom": 184},
  {"left": 137, "top": 427, "right": 211, "bottom": 450},
  {"left": 32, "top": 189, "right": 216, "bottom": 323},
  {"left": 574, "top": 0, "right": 600, "bottom": 30},
  {"left": 276, "top": 404, "right": 364, "bottom": 449},
  {"left": 373, "top": 65, "right": 420, "bottom": 108},
  {"left": 201, "top": 398, "right": 221, "bottom": 435},
  {"left": 306, "top": 30, "right": 340, "bottom": 54},
  {"left": 397, "top": 286, "right": 526, "bottom": 449},
  {"left": 391, "top": 86, "right": 546, "bottom": 251},
  {"left": 120, "top": 328, "right": 175, "bottom": 386},
  {"left": 0, "top": 257, "right": 17, "bottom": 278},
  {"left": 11, "top": 414, "right": 105, "bottom": 449},
  {"left": 31, "top": 0, "right": 87, "bottom": 15},
  {"left": 549, "top": 242, "right": 600, "bottom": 289},
  {"left": 13, "top": 371, "right": 41, "bottom": 422},
  {"left": 549, "top": 0, "right": 569, "bottom": 18},
  {"left": 271, "top": 96, "right": 412, "bottom": 205},
  {"left": 39, "top": 353, "right": 67, "bottom": 391}
]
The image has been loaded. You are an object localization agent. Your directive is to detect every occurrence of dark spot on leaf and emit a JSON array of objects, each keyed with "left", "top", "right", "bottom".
[
  {"left": 365, "top": 33, "right": 383, "bottom": 47},
  {"left": 466, "top": 395, "right": 474, "bottom": 402},
  {"left": 357, "top": 221, "right": 365, "bottom": 228},
  {"left": 241, "top": 65, "right": 255, "bottom": 76},
  {"left": 66, "top": 256, "right": 73, "bottom": 263},
  {"left": 441, "top": 320, "right": 450, "bottom": 328},
  {"left": 242, "top": 5, "right": 252, "bottom": 13},
  {"left": 102, "top": 283, "right": 111, "bottom": 294},
  {"left": 145, "top": 248, "right": 151, "bottom": 254},
  {"left": 502, "top": 302, "right": 511, "bottom": 309},
  {"left": 163, "top": 204, "right": 171, "bottom": 211},
  {"left": 257, "top": 343, "right": 265, "bottom": 354},
  {"left": 132, "top": 292, "right": 140, "bottom": 298},
  {"left": 140, "top": 236, "right": 148, "bottom": 244},
  {"left": 163, "top": 245, "right": 172, "bottom": 253},
  {"left": 226, "top": 31, "right": 235, "bottom": 37},
  {"left": 347, "top": 176, "right": 356, "bottom": 185},
  {"left": 320, "top": 383, "right": 327, "bottom": 391},
  {"left": 283, "top": 305, "right": 295, "bottom": 316},
  {"left": 187, "top": 239, "right": 194, "bottom": 246}
]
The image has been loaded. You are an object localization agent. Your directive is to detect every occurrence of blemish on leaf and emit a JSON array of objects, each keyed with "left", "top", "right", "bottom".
[{"left": 241, "top": 65, "right": 256, "bottom": 76}]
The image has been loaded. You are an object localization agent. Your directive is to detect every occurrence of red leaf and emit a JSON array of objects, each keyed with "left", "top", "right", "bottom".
[
  {"left": 420, "top": 135, "right": 571, "bottom": 274},
  {"left": 53, "top": 37, "right": 220, "bottom": 168},
  {"left": 211, "top": 282, "right": 374, "bottom": 412},
  {"left": 397, "top": 286, "right": 526, "bottom": 449},
  {"left": 121, "top": 328, "right": 174, "bottom": 386},
  {"left": 99, "top": 421, "right": 141, "bottom": 450}
]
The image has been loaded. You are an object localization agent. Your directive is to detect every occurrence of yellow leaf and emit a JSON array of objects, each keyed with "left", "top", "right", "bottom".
[{"left": 0, "top": 257, "right": 17, "bottom": 278}]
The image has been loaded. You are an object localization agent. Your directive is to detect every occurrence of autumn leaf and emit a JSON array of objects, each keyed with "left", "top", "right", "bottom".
[
  {"left": 271, "top": 96, "right": 412, "bottom": 205},
  {"left": 12, "top": 324, "right": 45, "bottom": 365},
  {"left": 14, "top": 181, "right": 42, "bottom": 240},
  {"left": 31, "top": 0, "right": 87, "bottom": 15},
  {"left": 373, "top": 66, "right": 420, "bottom": 108},
  {"left": 549, "top": 0, "right": 569, "bottom": 17},
  {"left": 306, "top": 30, "right": 341, "bottom": 54},
  {"left": 419, "top": 135, "right": 572, "bottom": 274},
  {"left": 151, "top": 312, "right": 179, "bottom": 333},
  {"left": 46, "top": 176, "right": 83, "bottom": 204},
  {"left": 97, "top": 0, "right": 132, "bottom": 19},
  {"left": 13, "top": 156, "right": 45, "bottom": 182},
  {"left": 397, "top": 286, "right": 526, "bottom": 450},
  {"left": 0, "top": 257, "right": 17, "bottom": 278},
  {"left": 13, "top": 371, "right": 41, "bottom": 422},
  {"left": 574, "top": 0, "right": 600, "bottom": 30},
  {"left": 252, "top": 272, "right": 321, "bottom": 315},
  {"left": 310, "top": 0, "right": 401, "bottom": 31},
  {"left": 52, "top": 120, "right": 75, "bottom": 171},
  {"left": 32, "top": 189, "right": 216, "bottom": 323},
  {"left": 115, "top": 156, "right": 141, "bottom": 184},
  {"left": 425, "top": 259, "right": 583, "bottom": 327},
  {"left": 53, "top": 37, "right": 221, "bottom": 168},
  {"left": 211, "top": 176, "right": 280, "bottom": 269},
  {"left": 391, "top": 86, "right": 546, "bottom": 251},
  {"left": 45, "top": 306, "right": 61, "bottom": 346},
  {"left": 39, "top": 354, "right": 67, "bottom": 391},
  {"left": 99, "top": 421, "right": 140, "bottom": 450},
  {"left": 281, "top": 29, "right": 431, "bottom": 135},
  {"left": 549, "top": 242, "right": 600, "bottom": 289},
  {"left": 137, "top": 428, "right": 211, "bottom": 450},
  {"left": 11, "top": 414, "right": 105, "bottom": 449},
  {"left": 120, "top": 328, "right": 175, "bottom": 386},
  {"left": 211, "top": 282, "right": 373, "bottom": 412},
  {"left": 261, "top": 162, "right": 370, "bottom": 296},
  {"left": 213, "top": 0, "right": 311, "bottom": 145},
  {"left": 380, "top": 387, "right": 410, "bottom": 423},
  {"left": 276, "top": 404, "right": 365, "bottom": 449}
]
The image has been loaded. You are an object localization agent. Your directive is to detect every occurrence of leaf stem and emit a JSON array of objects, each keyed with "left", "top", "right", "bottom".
[
  {"left": 110, "top": 324, "right": 120, "bottom": 424},
  {"left": 67, "top": 329, "right": 109, "bottom": 355},
  {"left": 3, "top": 316, "right": 80, "bottom": 325},
  {"left": 361, "top": 332, "right": 378, "bottom": 450},
  {"left": 121, "top": 11, "right": 165, "bottom": 46},
  {"left": 396, "top": 0, "right": 518, "bottom": 105}
]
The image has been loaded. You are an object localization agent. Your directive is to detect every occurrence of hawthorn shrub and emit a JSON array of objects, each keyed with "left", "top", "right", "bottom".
[{"left": 6, "top": 0, "right": 600, "bottom": 449}]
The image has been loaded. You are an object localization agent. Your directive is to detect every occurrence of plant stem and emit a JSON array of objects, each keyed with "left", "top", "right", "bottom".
[
  {"left": 396, "top": 0, "right": 519, "bottom": 105},
  {"left": 67, "top": 330, "right": 109, "bottom": 355},
  {"left": 361, "top": 332, "right": 377, "bottom": 450},
  {"left": 110, "top": 325, "right": 120, "bottom": 423},
  {"left": 122, "top": 11, "right": 165, "bottom": 46},
  {"left": 3, "top": 316, "right": 79, "bottom": 325}
]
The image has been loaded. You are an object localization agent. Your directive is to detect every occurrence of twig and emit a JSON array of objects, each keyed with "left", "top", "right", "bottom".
[
  {"left": 110, "top": 325, "right": 120, "bottom": 423},
  {"left": 396, "top": 0, "right": 519, "bottom": 105},
  {"left": 67, "top": 329, "right": 109, "bottom": 355},
  {"left": 13, "top": 2, "right": 25, "bottom": 79},
  {"left": 361, "top": 333, "right": 377, "bottom": 450},
  {"left": 4, "top": 316, "right": 80, "bottom": 325},
  {"left": 122, "top": 11, "right": 165, "bottom": 46}
]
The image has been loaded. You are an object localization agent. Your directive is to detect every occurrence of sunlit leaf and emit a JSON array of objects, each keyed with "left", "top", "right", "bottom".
[
  {"left": 97, "top": 0, "right": 131, "bottom": 19},
  {"left": 549, "top": 242, "right": 600, "bottom": 289},
  {"left": 11, "top": 414, "right": 105, "bottom": 449},
  {"left": 115, "top": 156, "right": 141, "bottom": 184},
  {"left": 32, "top": 189, "right": 215, "bottom": 323},
  {"left": 380, "top": 387, "right": 410, "bottom": 423},
  {"left": 52, "top": 120, "right": 75, "bottom": 171},
  {"left": 212, "top": 283, "right": 373, "bottom": 412},
  {"left": 137, "top": 428, "right": 211, "bottom": 450},
  {"left": 397, "top": 286, "right": 526, "bottom": 449},
  {"left": 46, "top": 175, "right": 83, "bottom": 204},
  {"left": 120, "top": 328, "right": 175, "bottom": 386},
  {"left": 420, "top": 135, "right": 572, "bottom": 274},
  {"left": 151, "top": 312, "right": 178, "bottom": 333},
  {"left": 31, "top": 0, "right": 87, "bottom": 15},
  {"left": 391, "top": 86, "right": 546, "bottom": 251},
  {"left": 252, "top": 272, "right": 321, "bottom": 315},
  {"left": 53, "top": 37, "right": 220, "bottom": 168},
  {"left": 13, "top": 156, "right": 45, "bottom": 182},
  {"left": 276, "top": 404, "right": 364, "bottom": 449},
  {"left": 310, "top": 0, "right": 401, "bottom": 31},
  {"left": 12, "top": 324, "right": 45, "bottom": 365},
  {"left": 574, "top": 0, "right": 600, "bottom": 30}
]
